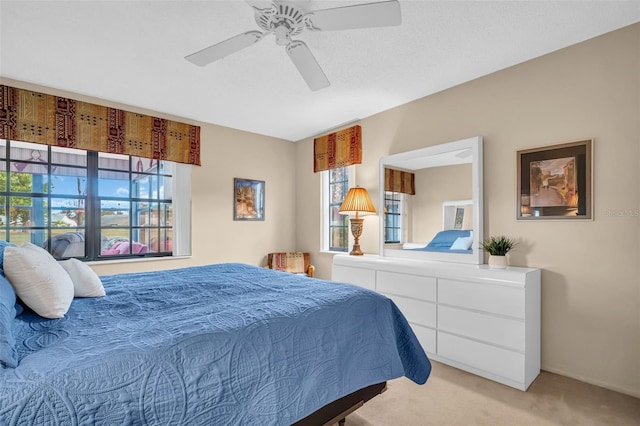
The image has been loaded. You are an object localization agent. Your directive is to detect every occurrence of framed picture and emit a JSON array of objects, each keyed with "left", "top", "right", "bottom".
[
  {"left": 233, "top": 178, "right": 265, "bottom": 221},
  {"left": 517, "top": 139, "right": 593, "bottom": 220},
  {"left": 454, "top": 207, "right": 464, "bottom": 229}
]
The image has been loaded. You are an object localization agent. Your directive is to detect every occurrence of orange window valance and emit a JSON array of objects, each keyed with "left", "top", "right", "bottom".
[
  {"left": 385, "top": 168, "right": 415, "bottom": 195},
  {"left": 313, "top": 125, "right": 362, "bottom": 173},
  {"left": 0, "top": 85, "right": 200, "bottom": 166}
]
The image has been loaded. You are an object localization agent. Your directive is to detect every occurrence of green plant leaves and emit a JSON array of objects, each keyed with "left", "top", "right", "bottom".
[{"left": 481, "top": 236, "right": 516, "bottom": 256}]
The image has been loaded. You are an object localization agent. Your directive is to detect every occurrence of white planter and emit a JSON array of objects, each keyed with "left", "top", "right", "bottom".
[{"left": 488, "top": 255, "right": 508, "bottom": 268}]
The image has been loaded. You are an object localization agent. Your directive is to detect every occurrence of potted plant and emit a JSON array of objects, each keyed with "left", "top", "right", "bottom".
[{"left": 481, "top": 236, "right": 516, "bottom": 268}]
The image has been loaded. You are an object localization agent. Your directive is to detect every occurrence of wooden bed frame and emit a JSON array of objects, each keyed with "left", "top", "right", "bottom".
[{"left": 293, "top": 381, "right": 387, "bottom": 426}]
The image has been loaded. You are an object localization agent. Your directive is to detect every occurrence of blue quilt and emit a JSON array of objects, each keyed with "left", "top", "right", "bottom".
[
  {"left": 0, "top": 263, "right": 430, "bottom": 425},
  {"left": 410, "top": 229, "right": 473, "bottom": 253}
]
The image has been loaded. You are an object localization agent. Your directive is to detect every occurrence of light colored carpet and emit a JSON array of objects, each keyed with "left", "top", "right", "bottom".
[{"left": 339, "top": 361, "right": 640, "bottom": 426}]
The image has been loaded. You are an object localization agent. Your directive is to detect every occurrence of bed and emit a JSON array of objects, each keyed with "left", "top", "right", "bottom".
[
  {"left": 0, "top": 259, "right": 430, "bottom": 425},
  {"left": 406, "top": 229, "right": 473, "bottom": 253},
  {"left": 402, "top": 200, "right": 474, "bottom": 254}
]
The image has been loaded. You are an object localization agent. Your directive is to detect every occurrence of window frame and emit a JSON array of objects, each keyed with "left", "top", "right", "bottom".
[
  {"left": 321, "top": 165, "right": 355, "bottom": 253},
  {"left": 95, "top": 152, "right": 174, "bottom": 260},
  {"left": 0, "top": 140, "right": 190, "bottom": 261},
  {"left": 383, "top": 191, "right": 405, "bottom": 244}
]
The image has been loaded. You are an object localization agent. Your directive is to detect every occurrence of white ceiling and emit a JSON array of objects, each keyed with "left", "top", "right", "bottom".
[{"left": 1, "top": 1, "right": 638, "bottom": 142}]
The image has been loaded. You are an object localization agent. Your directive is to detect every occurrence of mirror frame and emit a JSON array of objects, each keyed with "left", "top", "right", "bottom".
[{"left": 379, "top": 136, "right": 484, "bottom": 264}]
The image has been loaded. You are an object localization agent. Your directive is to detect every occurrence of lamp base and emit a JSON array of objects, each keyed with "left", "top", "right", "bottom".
[
  {"left": 350, "top": 244, "right": 364, "bottom": 256},
  {"left": 349, "top": 217, "right": 365, "bottom": 256}
]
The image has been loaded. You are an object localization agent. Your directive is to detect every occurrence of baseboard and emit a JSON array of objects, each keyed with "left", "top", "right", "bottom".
[{"left": 542, "top": 366, "right": 640, "bottom": 399}]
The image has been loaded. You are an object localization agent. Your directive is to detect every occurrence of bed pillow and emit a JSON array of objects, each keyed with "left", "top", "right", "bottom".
[
  {"left": 450, "top": 236, "right": 473, "bottom": 250},
  {"left": 0, "top": 240, "right": 16, "bottom": 270},
  {"left": 4, "top": 243, "right": 74, "bottom": 319},
  {"left": 59, "top": 258, "right": 106, "bottom": 298},
  {"left": 426, "top": 229, "right": 472, "bottom": 248},
  {"left": 0, "top": 273, "right": 18, "bottom": 367},
  {"left": 0, "top": 241, "right": 21, "bottom": 317}
]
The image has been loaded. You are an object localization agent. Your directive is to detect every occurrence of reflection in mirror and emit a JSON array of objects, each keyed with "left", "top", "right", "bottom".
[{"left": 379, "top": 136, "right": 483, "bottom": 264}]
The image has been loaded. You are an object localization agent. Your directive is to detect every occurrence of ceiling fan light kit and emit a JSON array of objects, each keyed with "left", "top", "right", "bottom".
[{"left": 185, "top": 0, "right": 402, "bottom": 91}]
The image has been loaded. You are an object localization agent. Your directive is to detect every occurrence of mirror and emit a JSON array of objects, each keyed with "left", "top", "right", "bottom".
[{"left": 379, "top": 136, "right": 483, "bottom": 264}]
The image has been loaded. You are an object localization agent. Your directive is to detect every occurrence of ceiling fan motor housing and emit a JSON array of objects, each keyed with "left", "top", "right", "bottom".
[{"left": 255, "top": 3, "right": 306, "bottom": 45}]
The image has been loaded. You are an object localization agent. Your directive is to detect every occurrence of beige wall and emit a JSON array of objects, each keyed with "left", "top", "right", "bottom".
[
  {"left": 411, "top": 164, "right": 472, "bottom": 242},
  {"left": 0, "top": 78, "right": 297, "bottom": 276},
  {"left": 295, "top": 23, "right": 640, "bottom": 397}
]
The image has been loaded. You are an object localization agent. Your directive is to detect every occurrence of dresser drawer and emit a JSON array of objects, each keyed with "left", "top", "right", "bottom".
[
  {"left": 438, "top": 279, "right": 525, "bottom": 319},
  {"left": 377, "top": 271, "right": 437, "bottom": 302},
  {"left": 437, "top": 332, "right": 524, "bottom": 383},
  {"left": 332, "top": 265, "right": 376, "bottom": 291},
  {"left": 383, "top": 293, "right": 436, "bottom": 328},
  {"left": 411, "top": 323, "right": 436, "bottom": 355},
  {"left": 438, "top": 305, "right": 525, "bottom": 351}
]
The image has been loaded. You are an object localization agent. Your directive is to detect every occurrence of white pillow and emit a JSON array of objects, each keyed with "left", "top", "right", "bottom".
[
  {"left": 4, "top": 242, "right": 74, "bottom": 319},
  {"left": 59, "top": 258, "right": 106, "bottom": 298},
  {"left": 450, "top": 236, "right": 473, "bottom": 250}
]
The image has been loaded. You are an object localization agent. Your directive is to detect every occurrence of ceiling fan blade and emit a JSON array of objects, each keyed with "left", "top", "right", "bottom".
[
  {"left": 245, "top": 0, "right": 273, "bottom": 11},
  {"left": 185, "top": 31, "right": 263, "bottom": 67},
  {"left": 286, "top": 40, "right": 330, "bottom": 91},
  {"left": 308, "top": 0, "right": 401, "bottom": 31}
]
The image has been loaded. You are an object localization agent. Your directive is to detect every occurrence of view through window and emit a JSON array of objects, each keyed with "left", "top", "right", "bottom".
[
  {"left": 0, "top": 140, "right": 174, "bottom": 260},
  {"left": 384, "top": 191, "right": 403, "bottom": 244},
  {"left": 325, "top": 166, "right": 350, "bottom": 252}
]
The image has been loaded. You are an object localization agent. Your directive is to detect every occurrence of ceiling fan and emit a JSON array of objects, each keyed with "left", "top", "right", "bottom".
[{"left": 185, "top": 0, "right": 401, "bottom": 91}]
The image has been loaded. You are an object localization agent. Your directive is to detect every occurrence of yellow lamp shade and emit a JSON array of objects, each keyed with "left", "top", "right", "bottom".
[{"left": 339, "top": 187, "right": 377, "bottom": 216}]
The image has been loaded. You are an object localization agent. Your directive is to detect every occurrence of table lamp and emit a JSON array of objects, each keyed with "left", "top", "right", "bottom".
[{"left": 339, "top": 186, "right": 377, "bottom": 255}]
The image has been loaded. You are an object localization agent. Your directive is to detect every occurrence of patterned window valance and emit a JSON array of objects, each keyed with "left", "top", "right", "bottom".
[
  {"left": 385, "top": 168, "right": 415, "bottom": 195},
  {"left": 313, "top": 125, "right": 362, "bottom": 173},
  {"left": 0, "top": 85, "right": 200, "bottom": 166}
]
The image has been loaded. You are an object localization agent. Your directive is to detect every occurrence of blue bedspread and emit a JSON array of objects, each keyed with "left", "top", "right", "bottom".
[
  {"left": 0, "top": 263, "right": 430, "bottom": 425},
  {"left": 409, "top": 246, "right": 471, "bottom": 254}
]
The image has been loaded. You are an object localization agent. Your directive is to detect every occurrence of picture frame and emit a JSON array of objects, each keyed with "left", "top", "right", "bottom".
[
  {"left": 454, "top": 207, "right": 465, "bottom": 229},
  {"left": 517, "top": 139, "right": 593, "bottom": 220},
  {"left": 233, "top": 178, "right": 265, "bottom": 221}
]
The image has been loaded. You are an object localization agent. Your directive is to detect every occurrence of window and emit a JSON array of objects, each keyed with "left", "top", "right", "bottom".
[
  {"left": 0, "top": 140, "right": 190, "bottom": 260},
  {"left": 321, "top": 166, "right": 354, "bottom": 252},
  {"left": 384, "top": 191, "right": 404, "bottom": 244}
]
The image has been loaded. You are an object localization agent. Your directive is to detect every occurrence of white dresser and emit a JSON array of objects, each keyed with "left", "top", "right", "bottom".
[{"left": 332, "top": 254, "right": 541, "bottom": 391}]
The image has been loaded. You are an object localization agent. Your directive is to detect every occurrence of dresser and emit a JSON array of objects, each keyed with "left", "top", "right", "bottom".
[{"left": 332, "top": 254, "right": 541, "bottom": 391}]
